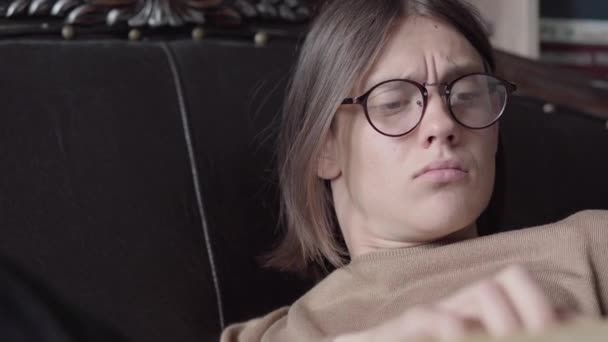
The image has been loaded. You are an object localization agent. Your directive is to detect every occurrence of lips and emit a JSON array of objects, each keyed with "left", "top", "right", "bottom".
[{"left": 413, "top": 159, "right": 468, "bottom": 179}]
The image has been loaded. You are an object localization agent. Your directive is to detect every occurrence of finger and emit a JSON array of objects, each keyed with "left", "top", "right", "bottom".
[
  {"left": 436, "top": 282, "right": 482, "bottom": 320},
  {"left": 555, "top": 307, "right": 580, "bottom": 322},
  {"left": 397, "top": 306, "right": 473, "bottom": 341},
  {"left": 435, "top": 314, "right": 473, "bottom": 342},
  {"left": 474, "top": 280, "right": 522, "bottom": 337},
  {"left": 494, "top": 265, "right": 557, "bottom": 332},
  {"left": 438, "top": 280, "right": 521, "bottom": 337}
]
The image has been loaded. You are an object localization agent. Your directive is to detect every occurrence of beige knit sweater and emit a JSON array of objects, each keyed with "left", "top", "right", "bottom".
[{"left": 221, "top": 210, "right": 608, "bottom": 341}]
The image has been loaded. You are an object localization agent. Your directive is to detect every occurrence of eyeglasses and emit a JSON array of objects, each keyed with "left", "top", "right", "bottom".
[{"left": 341, "top": 73, "right": 517, "bottom": 137}]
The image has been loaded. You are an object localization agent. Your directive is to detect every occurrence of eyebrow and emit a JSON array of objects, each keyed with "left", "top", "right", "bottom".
[
  {"left": 440, "top": 63, "right": 485, "bottom": 83},
  {"left": 363, "top": 63, "right": 484, "bottom": 93}
]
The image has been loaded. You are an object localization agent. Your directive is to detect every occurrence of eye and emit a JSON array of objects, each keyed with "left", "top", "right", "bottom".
[
  {"left": 369, "top": 92, "right": 408, "bottom": 113},
  {"left": 381, "top": 99, "right": 409, "bottom": 110},
  {"left": 453, "top": 91, "right": 482, "bottom": 103},
  {"left": 367, "top": 81, "right": 424, "bottom": 117}
]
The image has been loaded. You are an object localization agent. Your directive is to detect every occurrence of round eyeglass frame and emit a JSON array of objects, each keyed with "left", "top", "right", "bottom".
[{"left": 341, "top": 72, "right": 517, "bottom": 137}]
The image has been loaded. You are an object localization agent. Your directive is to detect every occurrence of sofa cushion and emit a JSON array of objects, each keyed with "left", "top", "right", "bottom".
[{"left": 0, "top": 40, "right": 223, "bottom": 342}]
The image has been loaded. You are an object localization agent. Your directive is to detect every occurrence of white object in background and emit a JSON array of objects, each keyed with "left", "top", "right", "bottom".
[
  {"left": 541, "top": 18, "right": 608, "bottom": 45},
  {"left": 468, "top": 0, "right": 539, "bottom": 59}
]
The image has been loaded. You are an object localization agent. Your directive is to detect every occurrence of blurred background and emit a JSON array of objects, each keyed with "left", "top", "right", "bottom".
[{"left": 472, "top": 0, "right": 608, "bottom": 78}]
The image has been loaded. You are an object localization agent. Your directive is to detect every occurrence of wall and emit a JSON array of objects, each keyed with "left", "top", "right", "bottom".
[{"left": 469, "top": 0, "right": 539, "bottom": 59}]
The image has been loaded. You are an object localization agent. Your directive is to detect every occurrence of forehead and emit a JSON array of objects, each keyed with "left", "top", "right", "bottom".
[{"left": 360, "top": 16, "right": 485, "bottom": 92}]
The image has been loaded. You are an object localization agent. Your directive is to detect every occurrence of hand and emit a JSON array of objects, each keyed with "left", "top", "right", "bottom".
[{"left": 335, "top": 265, "right": 560, "bottom": 342}]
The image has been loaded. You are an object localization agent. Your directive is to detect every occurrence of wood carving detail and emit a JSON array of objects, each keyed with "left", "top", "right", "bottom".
[{"left": 0, "top": 0, "right": 316, "bottom": 27}]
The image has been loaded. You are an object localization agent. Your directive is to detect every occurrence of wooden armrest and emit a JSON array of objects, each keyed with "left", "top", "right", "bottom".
[{"left": 496, "top": 50, "right": 608, "bottom": 121}]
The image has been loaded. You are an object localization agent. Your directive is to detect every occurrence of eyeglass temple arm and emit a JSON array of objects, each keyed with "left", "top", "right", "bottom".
[{"left": 342, "top": 97, "right": 359, "bottom": 105}]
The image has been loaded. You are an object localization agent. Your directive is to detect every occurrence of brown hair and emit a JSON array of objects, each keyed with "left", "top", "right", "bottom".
[{"left": 269, "top": 0, "right": 496, "bottom": 276}]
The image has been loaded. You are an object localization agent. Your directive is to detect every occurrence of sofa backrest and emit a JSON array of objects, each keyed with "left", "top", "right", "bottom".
[{"left": 0, "top": 39, "right": 311, "bottom": 342}]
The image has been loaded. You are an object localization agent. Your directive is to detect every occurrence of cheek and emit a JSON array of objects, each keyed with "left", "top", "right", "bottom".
[
  {"left": 489, "top": 126, "right": 500, "bottom": 159},
  {"left": 345, "top": 125, "right": 384, "bottom": 180},
  {"left": 474, "top": 124, "right": 499, "bottom": 160},
  {"left": 338, "top": 114, "right": 405, "bottom": 192},
  {"left": 473, "top": 127, "right": 499, "bottom": 192}
]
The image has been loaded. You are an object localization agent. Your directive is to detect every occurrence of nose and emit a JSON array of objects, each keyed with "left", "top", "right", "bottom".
[{"left": 416, "top": 88, "right": 460, "bottom": 148}]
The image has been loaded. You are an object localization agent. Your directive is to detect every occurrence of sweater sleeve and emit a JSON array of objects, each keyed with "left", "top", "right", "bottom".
[
  {"left": 581, "top": 210, "right": 608, "bottom": 315},
  {"left": 220, "top": 307, "right": 289, "bottom": 342}
]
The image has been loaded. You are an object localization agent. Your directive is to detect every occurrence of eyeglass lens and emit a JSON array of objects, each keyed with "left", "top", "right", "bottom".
[{"left": 365, "top": 74, "right": 508, "bottom": 136}]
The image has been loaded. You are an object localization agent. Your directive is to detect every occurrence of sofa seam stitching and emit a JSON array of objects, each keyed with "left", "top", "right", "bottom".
[{"left": 160, "top": 42, "right": 226, "bottom": 330}]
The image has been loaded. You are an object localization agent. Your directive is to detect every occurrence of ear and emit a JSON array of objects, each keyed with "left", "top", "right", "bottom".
[{"left": 317, "top": 130, "right": 341, "bottom": 180}]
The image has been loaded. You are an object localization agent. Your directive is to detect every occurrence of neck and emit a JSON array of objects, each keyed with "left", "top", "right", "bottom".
[
  {"left": 438, "top": 223, "right": 478, "bottom": 242},
  {"left": 345, "top": 223, "right": 478, "bottom": 259}
]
